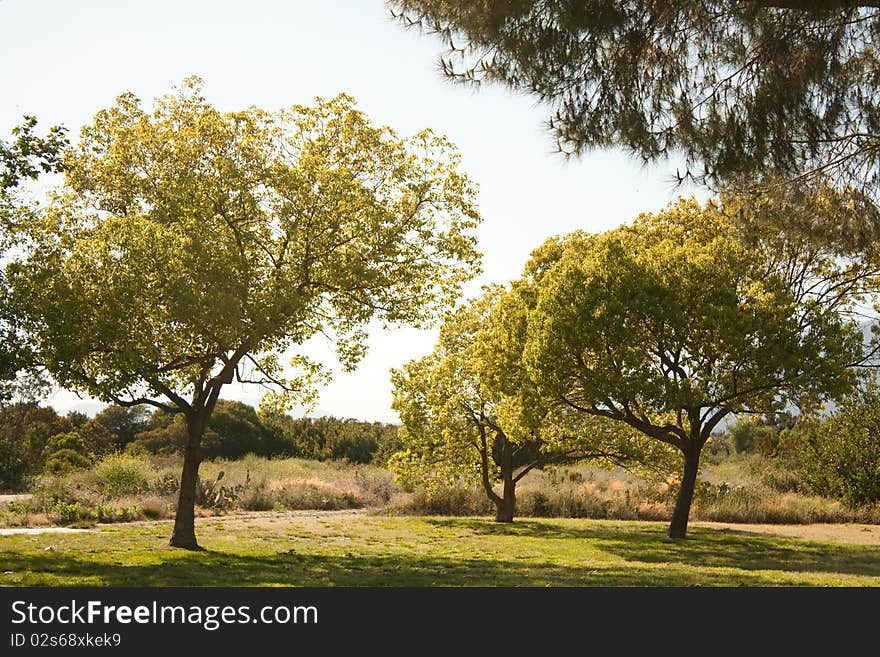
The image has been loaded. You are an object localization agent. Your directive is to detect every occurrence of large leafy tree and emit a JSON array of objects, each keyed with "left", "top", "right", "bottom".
[
  {"left": 523, "top": 195, "right": 877, "bottom": 538},
  {"left": 7, "top": 79, "right": 481, "bottom": 548},
  {"left": 389, "top": 1, "right": 880, "bottom": 197}
]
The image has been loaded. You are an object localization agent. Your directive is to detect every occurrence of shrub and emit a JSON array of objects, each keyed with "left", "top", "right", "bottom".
[
  {"left": 151, "top": 472, "right": 180, "bottom": 496},
  {"left": 728, "top": 421, "right": 778, "bottom": 455},
  {"left": 239, "top": 484, "right": 274, "bottom": 511},
  {"left": 93, "top": 502, "right": 144, "bottom": 523},
  {"left": 44, "top": 448, "right": 91, "bottom": 475},
  {"left": 95, "top": 455, "right": 150, "bottom": 497},
  {"left": 44, "top": 498, "right": 81, "bottom": 524},
  {"left": 797, "top": 387, "right": 880, "bottom": 508},
  {"left": 388, "top": 486, "right": 491, "bottom": 516},
  {"left": 270, "top": 479, "right": 362, "bottom": 510},
  {"left": 353, "top": 467, "right": 401, "bottom": 505},
  {"left": 2, "top": 501, "right": 29, "bottom": 527},
  {"left": 45, "top": 431, "right": 90, "bottom": 457},
  {"left": 125, "top": 417, "right": 187, "bottom": 456},
  {"left": 139, "top": 496, "right": 170, "bottom": 520}
]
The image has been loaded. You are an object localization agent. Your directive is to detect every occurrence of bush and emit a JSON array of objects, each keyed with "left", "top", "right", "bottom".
[
  {"left": 139, "top": 496, "right": 171, "bottom": 519},
  {"left": 125, "top": 417, "right": 187, "bottom": 455},
  {"left": 239, "top": 484, "right": 274, "bottom": 511},
  {"left": 45, "top": 431, "right": 90, "bottom": 456},
  {"left": 95, "top": 455, "right": 150, "bottom": 497},
  {"left": 44, "top": 497, "right": 81, "bottom": 524},
  {"left": 2, "top": 501, "right": 29, "bottom": 526},
  {"left": 151, "top": 472, "right": 180, "bottom": 496},
  {"left": 728, "top": 421, "right": 778, "bottom": 455},
  {"left": 0, "top": 403, "right": 68, "bottom": 489},
  {"left": 270, "top": 479, "right": 362, "bottom": 511},
  {"left": 389, "top": 486, "right": 492, "bottom": 516},
  {"left": 93, "top": 501, "right": 144, "bottom": 523},
  {"left": 797, "top": 389, "right": 880, "bottom": 508},
  {"left": 44, "top": 448, "right": 91, "bottom": 475}
]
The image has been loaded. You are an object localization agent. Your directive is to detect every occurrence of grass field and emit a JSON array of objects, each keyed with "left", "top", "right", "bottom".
[{"left": 2, "top": 512, "right": 879, "bottom": 586}]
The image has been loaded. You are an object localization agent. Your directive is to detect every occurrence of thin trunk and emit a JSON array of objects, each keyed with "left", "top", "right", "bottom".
[
  {"left": 494, "top": 439, "right": 516, "bottom": 523},
  {"left": 668, "top": 446, "right": 701, "bottom": 540},
  {"left": 169, "top": 414, "right": 204, "bottom": 549}
]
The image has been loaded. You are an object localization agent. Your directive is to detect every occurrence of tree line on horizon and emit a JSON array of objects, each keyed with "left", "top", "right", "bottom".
[{"left": 0, "top": 400, "right": 401, "bottom": 490}]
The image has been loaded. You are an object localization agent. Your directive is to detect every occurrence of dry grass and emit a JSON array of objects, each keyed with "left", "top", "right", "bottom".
[
  {"left": 2, "top": 452, "right": 878, "bottom": 529},
  {"left": 0, "top": 453, "right": 401, "bottom": 527}
]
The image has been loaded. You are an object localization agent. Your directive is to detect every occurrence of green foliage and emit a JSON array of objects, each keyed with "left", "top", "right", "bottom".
[
  {"left": 43, "top": 448, "right": 92, "bottom": 475},
  {"left": 1, "top": 117, "right": 67, "bottom": 407},
  {"left": 259, "top": 413, "right": 400, "bottom": 463},
  {"left": 519, "top": 194, "right": 875, "bottom": 536},
  {"left": 124, "top": 414, "right": 188, "bottom": 456},
  {"left": 728, "top": 421, "right": 778, "bottom": 455},
  {"left": 204, "top": 401, "right": 271, "bottom": 460},
  {"left": 94, "top": 455, "right": 150, "bottom": 497},
  {"left": 93, "top": 405, "right": 150, "bottom": 449},
  {"left": 391, "top": 1, "right": 880, "bottom": 198},
  {"left": 93, "top": 502, "right": 144, "bottom": 523},
  {"left": 46, "top": 431, "right": 90, "bottom": 457},
  {"left": 7, "top": 77, "right": 481, "bottom": 417},
  {"left": 0, "top": 116, "right": 68, "bottom": 191},
  {"left": 2, "top": 500, "right": 29, "bottom": 527},
  {"left": 0, "top": 404, "right": 69, "bottom": 488},
  {"left": 43, "top": 497, "right": 81, "bottom": 524},
  {"left": 798, "top": 386, "right": 880, "bottom": 508},
  {"left": 527, "top": 198, "right": 864, "bottom": 423}
]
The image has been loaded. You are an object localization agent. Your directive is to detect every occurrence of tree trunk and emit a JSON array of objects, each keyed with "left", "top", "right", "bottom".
[
  {"left": 169, "top": 414, "right": 204, "bottom": 549},
  {"left": 668, "top": 446, "right": 701, "bottom": 540},
  {"left": 494, "top": 439, "right": 516, "bottom": 523}
]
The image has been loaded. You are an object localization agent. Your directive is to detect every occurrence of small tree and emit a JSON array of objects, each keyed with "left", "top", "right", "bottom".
[
  {"left": 798, "top": 383, "right": 880, "bottom": 507},
  {"left": 8, "top": 79, "right": 481, "bottom": 548},
  {"left": 93, "top": 405, "right": 151, "bottom": 450},
  {"left": 390, "top": 285, "right": 652, "bottom": 522},
  {"left": 523, "top": 196, "right": 875, "bottom": 538}
]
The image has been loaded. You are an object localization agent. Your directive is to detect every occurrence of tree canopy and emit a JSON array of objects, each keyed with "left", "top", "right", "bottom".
[
  {"left": 6, "top": 78, "right": 481, "bottom": 547},
  {"left": 390, "top": 1, "right": 880, "bottom": 198},
  {"left": 520, "top": 194, "right": 877, "bottom": 537}
]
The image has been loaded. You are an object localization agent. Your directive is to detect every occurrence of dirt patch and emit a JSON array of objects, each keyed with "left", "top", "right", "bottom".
[
  {"left": 0, "top": 494, "right": 32, "bottom": 504},
  {"left": 125, "top": 507, "right": 368, "bottom": 529},
  {"left": 0, "top": 527, "right": 88, "bottom": 536}
]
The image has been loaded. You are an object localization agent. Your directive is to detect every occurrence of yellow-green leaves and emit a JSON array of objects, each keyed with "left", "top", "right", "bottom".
[
  {"left": 525, "top": 197, "right": 870, "bottom": 444},
  {"left": 8, "top": 79, "right": 482, "bottom": 412}
]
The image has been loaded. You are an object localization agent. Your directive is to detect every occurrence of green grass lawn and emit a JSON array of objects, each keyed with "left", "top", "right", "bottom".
[{"left": 2, "top": 514, "right": 879, "bottom": 586}]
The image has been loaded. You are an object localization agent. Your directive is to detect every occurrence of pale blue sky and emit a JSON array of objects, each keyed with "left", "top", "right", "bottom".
[{"left": 1, "top": 0, "right": 706, "bottom": 421}]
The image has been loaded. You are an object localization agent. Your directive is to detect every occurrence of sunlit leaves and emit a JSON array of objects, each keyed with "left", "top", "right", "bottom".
[
  {"left": 525, "top": 195, "right": 872, "bottom": 445},
  {"left": 7, "top": 78, "right": 481, "bottom": 411}
]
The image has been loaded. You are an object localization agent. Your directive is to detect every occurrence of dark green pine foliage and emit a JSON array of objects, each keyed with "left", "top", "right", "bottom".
[{"left": 390, "top": 1, "right": 880, "bottom": 195}]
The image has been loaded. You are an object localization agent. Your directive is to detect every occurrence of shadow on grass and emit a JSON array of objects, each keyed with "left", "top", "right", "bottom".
[
  {"left": 0, "top": 548, "right": 800, "bottom": 587},
  {"left": 425, "top": 518, "right": 880, "bottom": 578},
  {"left": 2, "top": 517, "right": 879, "bottom": 586}
]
